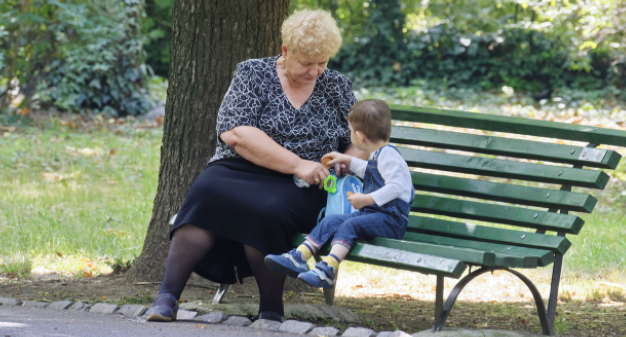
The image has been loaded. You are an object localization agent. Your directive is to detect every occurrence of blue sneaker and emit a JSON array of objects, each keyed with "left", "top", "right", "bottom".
[
  {"left": 145, "top": 293, "right": 179, "bottom": 322},
  {"left": 264, "top": 249, "right": 308, "bottom": 278},
  {"left": 297, "top": 261, "right": 336, "bottom": 289}
]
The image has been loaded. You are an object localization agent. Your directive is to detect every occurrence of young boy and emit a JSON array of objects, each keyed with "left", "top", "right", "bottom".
[{"left": 264, "top": 99, "right": 415, "bottom": 288}]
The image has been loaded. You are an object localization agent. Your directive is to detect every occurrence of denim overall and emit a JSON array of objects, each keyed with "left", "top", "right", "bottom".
[{"left": 305, "top": 144, "right": 415, "bottom": 250}]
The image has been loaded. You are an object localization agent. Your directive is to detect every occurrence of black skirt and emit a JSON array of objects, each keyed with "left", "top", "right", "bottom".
[{"left": 171, "top": 158, "right": 327, "bottom": 284}]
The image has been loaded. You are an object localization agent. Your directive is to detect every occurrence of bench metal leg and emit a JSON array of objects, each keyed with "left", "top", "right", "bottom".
[
  {"left": 212, "top": 283, "right": 230, "bottom": 304},
  {"left": 323, "top": 269, "right": 337, "bottom": 306},
  {"left": 434, "top": 267, "right": 552, "bottom": 335},
  {"left": 433, "top": 274, "right": 444, "bottom": 331},
  {"left": 315, "top": 255, "right": 337, "bottom": 306},
  {"left": 534, "top": 143, "right": 595, "bottom": 334},
  {"left": 507, "top": 269, "right": 552, "bottom": 335},
  {"left": 546, "top": 253, "right": 564, "bottom": 334}
]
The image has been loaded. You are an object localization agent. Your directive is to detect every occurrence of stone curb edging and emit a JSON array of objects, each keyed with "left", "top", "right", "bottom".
[{"left": 0, "top": 297, "right": 411, "bottom": 336}]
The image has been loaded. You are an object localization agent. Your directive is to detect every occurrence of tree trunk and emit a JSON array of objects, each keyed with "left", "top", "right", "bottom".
[{"left": 125, "top": 0, "right": 289, "bottom": 283}]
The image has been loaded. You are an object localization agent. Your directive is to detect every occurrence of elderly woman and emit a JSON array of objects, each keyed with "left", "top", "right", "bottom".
[{"left": 145, "top": 9, "right": 363, "bottom": 323}]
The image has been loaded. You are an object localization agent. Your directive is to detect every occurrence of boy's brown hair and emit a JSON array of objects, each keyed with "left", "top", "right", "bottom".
[{"left": 347, "top": 99, "right": 391, "bottom": 142}]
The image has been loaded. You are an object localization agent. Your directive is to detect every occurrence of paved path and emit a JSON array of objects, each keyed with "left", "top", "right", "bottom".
[
  {"left": 0, "top": 306, "right": 300, "bottom": 337},
  {"left": 0, "top": 298, "right": 544, "bottom": 337}
]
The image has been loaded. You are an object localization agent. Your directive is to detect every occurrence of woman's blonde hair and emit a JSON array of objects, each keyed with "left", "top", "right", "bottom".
[{"left": 281, "top": 9, "right": 342, "bottom": 58}]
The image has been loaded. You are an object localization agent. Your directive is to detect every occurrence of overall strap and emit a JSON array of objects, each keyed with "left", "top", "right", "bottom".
[{"left": 371, "top": 144, "right": 399, "bottom": 161}]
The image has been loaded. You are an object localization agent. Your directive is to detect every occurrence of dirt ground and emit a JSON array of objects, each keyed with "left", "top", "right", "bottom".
[{"left": 1, "top": 271, "right": 624, "bottom": 337}]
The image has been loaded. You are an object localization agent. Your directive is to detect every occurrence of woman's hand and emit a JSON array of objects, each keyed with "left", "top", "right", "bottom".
[
  {"left": 294, "top": 159, "right": 330, "bottom": 187},
  {"left": 348, "top": 193, "right": 375, "bottom": 209}
]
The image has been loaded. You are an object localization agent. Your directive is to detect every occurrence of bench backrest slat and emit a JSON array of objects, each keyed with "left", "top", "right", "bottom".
[
  {"left": 400, "top": 147, "right": 610, "bottom": 189},
  {"left": 406, "top": 216, "right": 571, "bottom": 254},
  {"left": 412, "top": 195, "right": 584, "bottom": 234},
  {"left": 391, "top": 105, "right": 626, "bottom": 146},
  {"left": 411, "top": 172, "right": 597, "bottom": 213},
  {"left": 392, "top": 127, "right": 622, "bottom": 169},
  {"left": 401, "top": 232, "right": 555, "bottom": 268}
]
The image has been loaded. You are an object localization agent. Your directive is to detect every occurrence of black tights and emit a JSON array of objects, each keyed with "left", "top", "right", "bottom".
[
  {"left": 154, "top": 224, "right": 286, "bottom": 316},
  {"left": 244, "top": 244, "right": 286, "bottom": 315}
]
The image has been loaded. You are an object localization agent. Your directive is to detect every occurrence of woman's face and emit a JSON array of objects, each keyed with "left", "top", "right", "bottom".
[{"left": 283, "top": 48, "right": 329, "bottom": 86}]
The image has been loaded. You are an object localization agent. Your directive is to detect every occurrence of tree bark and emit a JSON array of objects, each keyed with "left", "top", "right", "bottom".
[{"left": 125, "top": 0, "right": 289, "bottom": 283}]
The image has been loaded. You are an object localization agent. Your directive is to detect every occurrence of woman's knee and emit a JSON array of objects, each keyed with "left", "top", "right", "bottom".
[{"left": 172, "top": 224, "right": 216, "bottom": 247}]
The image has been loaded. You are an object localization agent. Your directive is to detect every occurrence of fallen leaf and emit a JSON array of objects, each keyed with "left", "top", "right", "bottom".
[
  {"left": 109, "top": 149, "right": 116, "bottom": 156},
  {"left": 104, "top": 229, "right": 128, "bottom": 237},
  {"left": 60, "top": 120, "right": 77, "bottom": 129},
  {"left": 0, "top": 126, "right": 17, "bottom": 132}
]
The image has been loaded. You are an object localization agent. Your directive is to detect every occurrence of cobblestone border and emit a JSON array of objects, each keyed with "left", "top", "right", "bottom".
[{"left": 0, "top": 297, "right": 411, "bottom": 337}]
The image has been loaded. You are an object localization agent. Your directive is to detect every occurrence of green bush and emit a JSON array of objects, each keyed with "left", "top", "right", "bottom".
[
  {"left": 1, "top": 0, "right": 152, "bottom": 116},
  {"left": 141, "top": 0, "right": 172, "bottom": 78},
  {"left": 319, "top": 1, "right": 626, "bottom": 97},
  {"left": 143, "top": 0, "right": 625, "bottom": 96}
]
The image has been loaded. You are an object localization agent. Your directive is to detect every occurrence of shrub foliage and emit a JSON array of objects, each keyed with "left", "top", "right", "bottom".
[
  {"left": 0, "top": 0, "right": 151, "bottom": 116},
  {"left": 3, "top": 0, "right": 625, "bottom": 116},
  {"left": 296, "top": 0, "right": 626, "bottom": 95}
]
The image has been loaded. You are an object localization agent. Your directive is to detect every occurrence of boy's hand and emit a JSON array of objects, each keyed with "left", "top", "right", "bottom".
[
  {"left": 347, "top": 193, "right": 375, "bottom": 210},
  {"left": 322, "top": 152, "right": 352, "bottom": 170}
]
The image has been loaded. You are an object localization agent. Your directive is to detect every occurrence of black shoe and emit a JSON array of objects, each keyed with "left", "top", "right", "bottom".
[
  {"left": 257, "top": 311, "right": 284, "bottom": 323},
  {"left": 145, "top": 293, "right": 179, "bottom": 322}
]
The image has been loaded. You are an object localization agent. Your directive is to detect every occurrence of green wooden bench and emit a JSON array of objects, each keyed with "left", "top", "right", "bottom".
[{"left": 203, "top": 105, "right": 626, "bottom": 335}]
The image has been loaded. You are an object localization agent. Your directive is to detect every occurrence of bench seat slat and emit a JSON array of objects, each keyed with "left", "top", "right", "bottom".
[
  {"left": 401, "top": 232, "right": 555, "bottom": 268},
  {"left": 364, "top": 237, "right": 496, "bottom": 266},
  {"left": 412, "top": 195, "right": 585, "bottom": 234},
  {"left": 391, "top": 105, "right": 626, "bottom": 147},
  {"left": 346, "top": 244, "right": 466, "bottom": 278},
  {"left": 411, "top": 171, "right": 597, "bottom": 213},
  {"left": 406, "top": 216, "right": 572, "bottom": 254},
  {"left": 391, "top": 127, "right": 622, "bottom": 169},
  {"left": 399, "top": 147, "right": 609, "bottom": 189},
  {"left": 293, "top": 235, "right": 466, "bottom": 278}
]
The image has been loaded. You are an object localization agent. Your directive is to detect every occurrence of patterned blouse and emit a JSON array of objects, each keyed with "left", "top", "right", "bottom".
[{"left": 209, "top": 55, "right": 358, "bottom": 164}]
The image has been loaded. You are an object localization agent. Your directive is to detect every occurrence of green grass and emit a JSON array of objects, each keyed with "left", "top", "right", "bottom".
[
  {"left": 1, "top": 85, "right": 625, "bottom": 283},
  {"left": 0, "top": 119, "right": 161, "bottom": 276},
  {"left": 566, "top": 210, "right": 626, "bottom": 279},
  {"left": 0, "top": 254, "right": 33, "bottom": 279}
]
